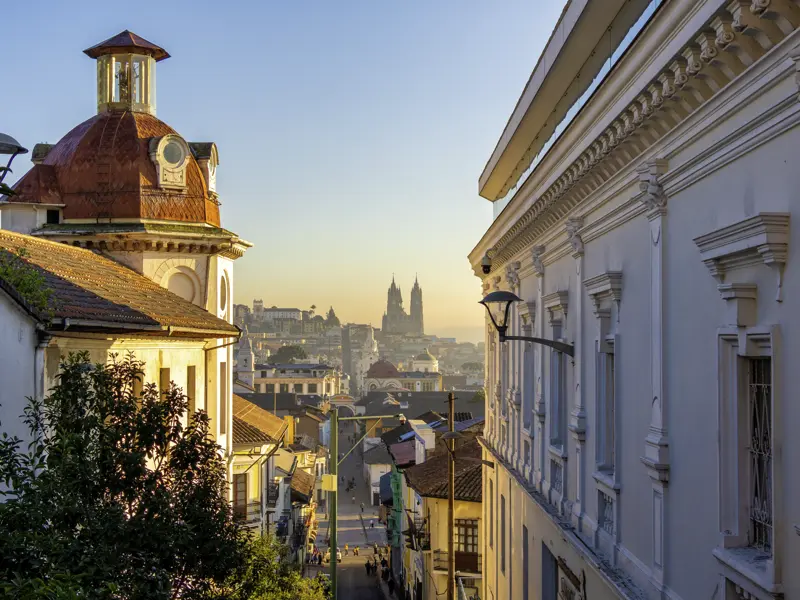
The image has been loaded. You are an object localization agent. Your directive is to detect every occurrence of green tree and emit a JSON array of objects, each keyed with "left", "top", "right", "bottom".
[
  {"left": 226, "top": 535, "right": 327, "bottom": 600},
  {"left": 0, "top": 353, "right": 243, "bottom": 600},
  {"left": 461, "top": 361, "right": 483, "bottom": 373},
  {"left": 268, "top": 345, "right": 308, "bottom": 364}
]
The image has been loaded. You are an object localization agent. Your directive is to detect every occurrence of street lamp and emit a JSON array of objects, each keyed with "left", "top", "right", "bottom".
[
  {"left": 0, "top": 133, "right": 29, "bottom": 186},
  {"left": 479, "top": 290, "right": 574, "bottom": 357}
]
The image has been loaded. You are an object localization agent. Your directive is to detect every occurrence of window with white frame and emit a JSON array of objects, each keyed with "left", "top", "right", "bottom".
[
  {"left": 549, "top": 346, "right": 566, "bottom": 448},
  {"left": 747, "top": 356, "right": 772, "bottom": 554},
  {"left": 596, "top": 342, "right": 615, "bottom": 473}
]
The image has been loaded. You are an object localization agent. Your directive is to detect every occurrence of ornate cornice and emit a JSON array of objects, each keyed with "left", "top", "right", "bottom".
[
  {"left": 565, "top": 217, "right": 584, "bottom": 258},
  {"left": 481, "top": 2, "right": 798, "bottom": 272},
  {"left": 636, "top": 159, "right": 669, "bottom": 220}
]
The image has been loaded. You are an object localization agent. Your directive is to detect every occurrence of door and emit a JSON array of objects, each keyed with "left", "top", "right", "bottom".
[{"left": 233, "top": 473, "right": 248, "bottom": 519}]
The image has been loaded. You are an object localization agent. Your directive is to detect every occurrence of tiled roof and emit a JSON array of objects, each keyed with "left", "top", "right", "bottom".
[
  {"left": 0, "top": 230, "right": 237, "bottom": 336},
  {"left": 367, "top": 359, "right": 401, "bottom": 378},
  {"left": 387, "top": 440, "right": 416, "bottom": 468},
  {"left": 6, "top": 112, "right": 219, "bottom": 226},
  {"left": 403, "top": 439, "right": 483, "bottom": 502},
  {"left": 237, "top": 392, "right": 301, "bottom": 412},
  {"left": 363, "top": 443, "right": 393, "bottom": 465},
  {"left": 232, "top": 416, "right": 272, "bottom": 445},
  {"left": 83, "top": 30, "right": 170, "bottom": 61},
  {"left": 232, "top": 394, "right": 287, "bottom": 444},
  {"left": 290, "top": 468, "right": 316, "bottom": 502}
]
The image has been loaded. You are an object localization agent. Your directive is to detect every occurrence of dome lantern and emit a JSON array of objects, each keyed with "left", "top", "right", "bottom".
[{"left": 84, "top": 31, "right": 169, "bottom": 116}]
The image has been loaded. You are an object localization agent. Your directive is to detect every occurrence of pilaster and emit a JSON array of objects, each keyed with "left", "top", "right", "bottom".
[
  {"left": 637, "top": 158, "right": 670, "bottom": 588},
  {"left": 532, "top": 245, "right": 546, "bottom": 491},
  {"left": 565, "top": 217, "right": 587, "bottom": 532}
]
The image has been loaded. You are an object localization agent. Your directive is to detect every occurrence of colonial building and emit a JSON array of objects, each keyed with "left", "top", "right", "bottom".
[
  {"left": 470, "top": 2, "right": 800, "bottom": 600},
  {"left": 364, "top": 359, "right": 442, "bottom": 393},
  {"left": 410, "top": 348, "right": 439, "bottom": 373},
  {"left": 382, "top": 276, "right": 424, "bottom": 335},
  {"left": 0, "top": 31, "right": 249, "bottom": 460},
  {"left": 253, "top": 362, "right": 341, "bottom": 397}
]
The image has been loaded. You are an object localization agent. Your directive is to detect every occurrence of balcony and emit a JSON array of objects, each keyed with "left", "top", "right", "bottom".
[
  {"left": 433, "top": 550, "right": 482, "bottom": 574},
  {"left": 234, "top": 501, "right": 263, "bottom": 528}
]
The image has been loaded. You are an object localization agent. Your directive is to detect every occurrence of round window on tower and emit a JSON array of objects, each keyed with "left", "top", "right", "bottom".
[
  {"left": 163, "top": 139, "right": 185, "bottom": 166},
  {"left": 219, "top": 273, "right": 228, "bottom": 313}
]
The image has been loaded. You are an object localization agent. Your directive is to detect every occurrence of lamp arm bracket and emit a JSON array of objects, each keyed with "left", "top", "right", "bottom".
[{"left": 501, "top": 334, "right": 575, "bottom": 357}]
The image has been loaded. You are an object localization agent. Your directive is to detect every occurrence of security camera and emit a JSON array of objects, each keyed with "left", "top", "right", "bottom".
[{"left": 481, "top": 252, "right": 492, "bottom": 275}]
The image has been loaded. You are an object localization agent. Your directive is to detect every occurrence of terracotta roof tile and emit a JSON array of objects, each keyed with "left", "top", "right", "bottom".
[
  {"left": 290, "top": 468, "right": 316, "bottom": 502},
  {"left": 232, "top": 416, "right": 272, "bottom": 445},
  {"left": 232, "top": 394, "right": 287, "bottom": 443},
  {"left": 404, "top": 438, "right": 482, "bottom": 502},
  {"left": 0, "top": 229, "right": 237, "bottom": 335}
]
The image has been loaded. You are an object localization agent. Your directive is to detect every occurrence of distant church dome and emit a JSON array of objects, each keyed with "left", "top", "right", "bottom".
[
  {"left": 415, "top": 349, "right": 435, "bottom": 361},
  {"left": 366, "top": 359, "right": 401, "bottom": 379}
]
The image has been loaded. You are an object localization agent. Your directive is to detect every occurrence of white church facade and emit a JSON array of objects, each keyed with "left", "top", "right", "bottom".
[{"left": 470, "top": 2, "right": 800, "bottom": 600}]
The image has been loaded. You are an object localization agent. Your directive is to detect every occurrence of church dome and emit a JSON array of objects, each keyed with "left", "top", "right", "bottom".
[
  {"left": 6, "top": 31, "right": 220, "bottom": 227},
  {"left": 366, "top": 359, "right": 400, "bottom": 378},
  {"left": 415, "top": 348, "right": 435, "bottom": 361},
  {"left": 10, "top": 112, "right": 220, "bottom": 225}
]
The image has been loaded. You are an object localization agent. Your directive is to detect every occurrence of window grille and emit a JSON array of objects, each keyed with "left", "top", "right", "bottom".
[
  {"left": 599, "top": 490, "right": 615, "bottom": 535},
  {"left": 550, "top": 460, "right": 563, "bottom": 494},
  {"left": 748, "top": 357, "right": 772, "bottom": 554}
]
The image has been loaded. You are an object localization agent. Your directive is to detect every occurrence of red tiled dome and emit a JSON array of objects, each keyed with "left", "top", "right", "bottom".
[
  {"left": 9, "top": 111, "right": 220, "bottom": 226},
  {"left": 366, "top": 359, "right": 400, "bottom": 379}
]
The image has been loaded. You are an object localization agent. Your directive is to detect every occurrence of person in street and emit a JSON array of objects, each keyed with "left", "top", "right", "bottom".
[
  {"left": 370, "top": 519, "right": 374, "bottom": 528},
  {"left": 352, "top": 495, "right": 356, "bottom": 504},
  {"left": 354, "top": 545, "right": 359, "bottom": 556},
  {"left": 387, "top": 577, "right": 395, "bottom": 595},
  {"left": 364, "top": 559, "right": 371, "bottom": 575},
  {"left": 360, "top": 502, "right": 364, "bottom": 512},
  {"left": 344, "top": 544, "right": 349, "bottom": 556},
  {"left": 381, "top": 557, "right": 388, "bottom": 569},
  {"left": 373, "top": 542, "right": 379, "bottom": 555}
]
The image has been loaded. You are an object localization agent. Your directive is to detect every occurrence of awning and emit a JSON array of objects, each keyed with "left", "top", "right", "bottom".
[{"left": 380, "top": 472, "right": 393, "bottom": 506}]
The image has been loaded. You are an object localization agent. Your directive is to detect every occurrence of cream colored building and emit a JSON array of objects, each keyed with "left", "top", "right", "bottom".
[
  {"left": 470, "top": 2, "right": 800, "bottom": 600},
  {"left": 253, "top": 363, "right": 341, "bottom": 397},
  {"left": 0, "top": 32, "right": 249, "bottom": 480}
]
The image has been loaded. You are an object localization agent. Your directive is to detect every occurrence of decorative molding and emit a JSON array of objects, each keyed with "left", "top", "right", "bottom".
[
  {"left": 584, "top": 272, "right": 623, "bottom": 318},
  {"left": 505, "top": 261, "right": 521, "bottom": 291},
  {"left": 479, "top": 1, "right": 798, "bottom": 271},
  {"left": 717, "top": 283, "right": 758, "bottom": 327},
  {"left": 517, "top": 299, "right": 537, "bottom": 330},
  {"left": 532, "top": 245, "right": 546, "bottom": 277},
  {"left": 636, "top": 159, "right": 669, "bottom": 221},
  {"left": 543, "top": 291, "right": 569, "bottom": 326},
  {"left": 694, "top": 213, "right": 789, "bottom": 301},
  {"left": 565, "top": 217, "right": 585, "bottom": 258}
]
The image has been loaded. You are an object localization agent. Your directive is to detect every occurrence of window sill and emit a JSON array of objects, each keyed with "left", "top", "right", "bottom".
[
  {"left": 592, "top": 471, "right": 620, "bottom": 495},
  {"left": 712, "top": 546, "right": 780, "bottom": 598},
  {"left": 548, "top": 445, "right": 567, "bottom": 461}
]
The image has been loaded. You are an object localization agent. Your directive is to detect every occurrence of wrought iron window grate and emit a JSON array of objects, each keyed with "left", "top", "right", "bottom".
[
  {"left": 599, "top": 490, "right": 615, "bottom": 535},
  {"left": 748, "top": 357, "right": 772, "bottom": 554},
  {"left": 550, "top": 460, "right": 563, "bottom": 494}
]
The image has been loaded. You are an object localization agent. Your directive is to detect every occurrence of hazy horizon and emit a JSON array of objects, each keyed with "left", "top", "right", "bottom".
[{"left": 3, "top": 1, "right": 567, "bottom": 344}]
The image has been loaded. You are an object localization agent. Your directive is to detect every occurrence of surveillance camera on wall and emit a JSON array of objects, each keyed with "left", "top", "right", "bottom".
[{"left": 481, "top": 252, "right": 492, "bottom": 275}]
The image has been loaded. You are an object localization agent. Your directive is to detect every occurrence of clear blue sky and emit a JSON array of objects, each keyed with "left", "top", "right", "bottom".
[{"left": 3, "top": 0, "right": 567, "bottom": 343}]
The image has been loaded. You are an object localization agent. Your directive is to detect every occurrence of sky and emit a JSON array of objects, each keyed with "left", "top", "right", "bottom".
[{"left": 3, "top": 0, "right": 567, "bottom": 343}]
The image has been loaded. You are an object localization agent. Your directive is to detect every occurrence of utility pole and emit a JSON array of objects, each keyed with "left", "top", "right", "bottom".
[
  {"left": 329, "top": 407, "right": 338, "bottom": 596},
  {"left": 448, "top": 391, "right": 455, "bottom": 600}
]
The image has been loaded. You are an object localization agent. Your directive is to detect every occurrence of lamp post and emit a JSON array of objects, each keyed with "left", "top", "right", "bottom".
[
  {"left": 479, "top": 290, "right": 574, "bottom": 356},
  {"left": 327, "top": 408, "right": 405, "bottom": 600},
  {"left": 0, "top": 133, "right": 28, "bottom": 190}
]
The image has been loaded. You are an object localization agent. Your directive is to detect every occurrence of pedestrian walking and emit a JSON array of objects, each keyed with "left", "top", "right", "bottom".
[
  {"left": 354, "top": 545, "right": 360, "bottom": 556},
  {"left": 373, "top": 542, "right": 379, "bottom": 555},
  {"left": 364, "top": 560, "right": 371, "bottom": 575},
  {"left": 388, "top": 577, "right": 395, "bottom": 596},
  {"left": 352, "top": 495, "right": 356, "bottom": 504},
  {"left": 370, "top": 519, "right": 374, "bottom": 528},
  {"left": 344, "top": 544, "right": 349, "bottom": 556},
  {"left": 360, "top": 502, "right": 364, "bottom": 512}
]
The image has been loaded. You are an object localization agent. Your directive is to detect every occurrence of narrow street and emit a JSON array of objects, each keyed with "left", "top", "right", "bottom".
[{"left": 311, "top": 420, "right": 389, "bottom": 599}]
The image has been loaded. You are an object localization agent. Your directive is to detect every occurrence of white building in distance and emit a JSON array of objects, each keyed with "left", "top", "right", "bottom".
[{"left": 469, "top": 2, "right": 800, "bottom": 600}]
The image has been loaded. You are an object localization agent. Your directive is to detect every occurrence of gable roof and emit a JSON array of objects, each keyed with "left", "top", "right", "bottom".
[
  {"left": 387, "top": 439, "right": 416, "bottom": 468},
  {"left": 363, "top": 443, "right": 393, "bottom": 465},
  {"left": 236, "top": 392, "right": 301, "bottom": 412},
  {"left": 403, "top": 439, "right": 482, "bottom": 502},
  {"left": 232, "top": 416, "right": 272, "bottom": 445},
  {"left": 290, "top": 468, "right": 316, "bottom": 503},
  {"left": 0, "top": 230, "right": 237, "bottom": 337},
  {"left": 232, "top": 394, "right": 288, "bottom": 444}
]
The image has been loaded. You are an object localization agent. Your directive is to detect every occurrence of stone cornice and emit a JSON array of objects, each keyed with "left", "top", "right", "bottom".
[{"left": 471, "top": 0, "right": 799, "bottom": 275}]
